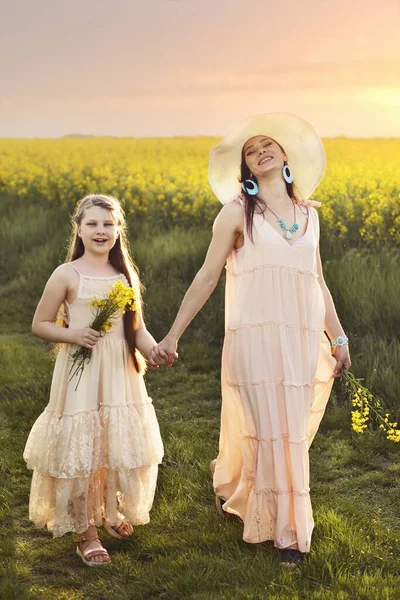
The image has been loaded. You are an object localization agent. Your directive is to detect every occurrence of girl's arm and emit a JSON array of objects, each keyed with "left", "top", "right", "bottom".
[
  {"left": 134, "top": 315, "right": 160, "bottom": 364},
  {"left": 32, "top": 265, "right": 100, "bottom": 349},
  {"left": 153, "top": 200, "right": 243, "bottom": 363},
  {"left": 316, "top": 245, "right": 351, "bottom": 376},
  {"left": 128, "top": 278, "right": 169, "bottom": 368}
]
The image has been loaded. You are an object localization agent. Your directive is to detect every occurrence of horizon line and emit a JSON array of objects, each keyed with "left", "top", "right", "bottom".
[{"left": 2, "top": 133, "right": 400, "bottom": 141}]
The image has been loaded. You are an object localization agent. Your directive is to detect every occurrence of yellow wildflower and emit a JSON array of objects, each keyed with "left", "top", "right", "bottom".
[
  {"left": 69, "top": 279, "right": 137, "bottom": 390},
  {"left": 342, "top": 370, "right": 398, "bottom": 444}
]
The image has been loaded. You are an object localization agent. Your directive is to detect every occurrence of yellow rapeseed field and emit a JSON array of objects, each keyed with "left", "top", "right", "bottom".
[{"left": 0, "top": 136, "right": 399, "bottom": 246}]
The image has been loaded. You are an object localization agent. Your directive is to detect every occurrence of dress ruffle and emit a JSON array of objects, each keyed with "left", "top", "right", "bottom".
[
  {"left": 24, "top": 402, "right": 163, "bottom": 478},
  {"left": 28, "top": 465, "right": 159, "bottom": 537}
]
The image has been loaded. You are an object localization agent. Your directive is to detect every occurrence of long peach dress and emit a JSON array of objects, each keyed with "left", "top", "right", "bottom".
[
  {"left": 213, "top": 198, "right": 335, "bottom": 553},
  {"left": 24, "top": 267, "right": 163, "bottom": 538}
]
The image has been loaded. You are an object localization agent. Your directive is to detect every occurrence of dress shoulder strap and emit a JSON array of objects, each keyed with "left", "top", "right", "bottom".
[
  {"left": 307, "top": 205, "right": 320, "bottom": 244},
  {"left": 236, "top": 193, "right": 245, "bottom": 207},
  {"left": 66, "top": 263, "right": 81, "bottom": 275}
]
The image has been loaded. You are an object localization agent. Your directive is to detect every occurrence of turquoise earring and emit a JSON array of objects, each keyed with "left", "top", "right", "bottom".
[
  {"left": 241, "top": 177, "right": 259, "bottom": 195},
  {"left": 283, "top": 164, "right": 294, "bottom": 184}
]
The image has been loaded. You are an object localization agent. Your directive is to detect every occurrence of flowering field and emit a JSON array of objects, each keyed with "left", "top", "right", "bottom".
[{"left": 1, "top": 137, "right": 399, "bottom": 248}]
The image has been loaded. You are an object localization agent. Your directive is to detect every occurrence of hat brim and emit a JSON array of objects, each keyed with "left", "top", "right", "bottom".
[{"left": 209, "top": 112, "right": 326, "bottom": 205}]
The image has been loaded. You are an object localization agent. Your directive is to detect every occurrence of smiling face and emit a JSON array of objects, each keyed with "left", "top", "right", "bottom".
[
  {"left": 78, "top": 205, "right": 119, "bottom": 255},
  {"left": 243, "top": 136, "right": 287, "bottom": 179}
]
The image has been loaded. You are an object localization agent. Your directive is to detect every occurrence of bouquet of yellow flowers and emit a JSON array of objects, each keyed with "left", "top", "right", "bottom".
[
  {"left": 69, "top": 280, "right": 136, "bottom": 390},
  {"left": 341, "top": 370, "right": 400, "bottom": 443}
]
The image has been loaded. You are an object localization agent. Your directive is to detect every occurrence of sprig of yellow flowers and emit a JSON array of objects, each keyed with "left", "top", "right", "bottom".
[
  {"left": 69, "top": 280, "right": 136, "bottom": 390},
  {"left": 341, "top": 370, "right": 400, "bottom": 443}
]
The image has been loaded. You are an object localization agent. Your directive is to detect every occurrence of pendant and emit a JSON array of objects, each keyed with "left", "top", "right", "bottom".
[{"left": 285, "top": 231, "right": 293, "bottom": 239}]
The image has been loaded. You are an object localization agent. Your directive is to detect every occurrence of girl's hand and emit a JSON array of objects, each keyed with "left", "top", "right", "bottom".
[
  {"left": 152, "top": 337, "right": 179, "bottom": 367},
  {"left": 333, "top": 345, "right": 351, "bottom": 377},
  {"left": 147, "top": 350, "right": 160, "bottom": 370},
  {"left": 72, "top": 328, "right": 101, "bottom": 349}
]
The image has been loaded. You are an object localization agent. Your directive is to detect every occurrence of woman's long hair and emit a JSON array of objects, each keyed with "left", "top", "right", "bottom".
[
  {"left": 239, "top": 141, "right": 298, "bottom": 241},
  {"left": 62, "top": 194, "right": 143, "bottom": 373}
]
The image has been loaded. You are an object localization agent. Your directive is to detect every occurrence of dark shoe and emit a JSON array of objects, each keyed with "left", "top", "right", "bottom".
[
  {"left": 215, "top": 494, "right": 232, "bottom": 518},
  {"left": 210, "top": 459, "right": 232, "bottom": 519},
  {"left": 279, "top": 548, "right": 303, "bottom": 569}
]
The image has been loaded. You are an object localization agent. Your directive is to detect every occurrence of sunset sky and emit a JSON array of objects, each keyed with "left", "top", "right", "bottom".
[{"left": 1, "top": 0, "right": 399, "bottom": 138}]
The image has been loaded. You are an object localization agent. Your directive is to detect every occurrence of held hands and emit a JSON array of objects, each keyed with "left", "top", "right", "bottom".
[
  {"left": 332, "top": 345, "right": 351, "bottom": 378},
  {"left": 148, "top": 336, "right": 179, "bottom": 369},
  {"left": 71, "top": 327, "right": 178, "bottom": 369}
]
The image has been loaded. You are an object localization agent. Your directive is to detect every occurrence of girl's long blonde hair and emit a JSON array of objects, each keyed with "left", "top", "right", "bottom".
[{"left": 64, "top": 194, "right": 143, "bottom": 373}]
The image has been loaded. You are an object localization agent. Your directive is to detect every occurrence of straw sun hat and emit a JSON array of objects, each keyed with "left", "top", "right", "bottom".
[{"left": 208, "top": 112, "right": 326, "bottom": 205}]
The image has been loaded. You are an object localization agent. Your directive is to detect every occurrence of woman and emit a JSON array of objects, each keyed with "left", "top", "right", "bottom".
[{"left": 152, "top": 113, "right": 351, "bottom": 567}]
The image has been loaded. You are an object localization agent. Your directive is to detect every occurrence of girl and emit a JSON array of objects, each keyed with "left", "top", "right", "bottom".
[
  {"left": 24, "top": 194, "right": 166, "bottom": 566},
  {"left": 152, "top": 113, "right": 351, "bottom": 567}
]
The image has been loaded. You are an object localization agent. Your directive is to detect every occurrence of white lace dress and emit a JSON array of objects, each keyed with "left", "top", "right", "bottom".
[{"left": 24, "top": 269, "right": 163, "bottom": 537}]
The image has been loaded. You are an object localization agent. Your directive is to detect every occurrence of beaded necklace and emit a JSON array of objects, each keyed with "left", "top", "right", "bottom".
[{"left": 265, "top": 201, "right": 299, "bottom": 240}]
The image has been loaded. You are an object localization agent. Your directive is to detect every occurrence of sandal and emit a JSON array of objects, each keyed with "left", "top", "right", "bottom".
[
  {"left": 103, "top": 514, "right": 134, "bottom": 540},
  {"left": 74, "top": 534, "right": 111, "bottom": 567},
  {"left": 209, "top": 459, "right": 232, "bottom": 519}
]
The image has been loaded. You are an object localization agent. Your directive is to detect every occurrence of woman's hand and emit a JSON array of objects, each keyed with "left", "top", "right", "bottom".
[
  {"left": 332, "top": 345, "right": 351, "bottom": 377},
  {"left": 151, "top": 337, "right": 179, "bottom": 367},
  {"left": 71, "top": 327, "right": 101, "bottom": 349}
]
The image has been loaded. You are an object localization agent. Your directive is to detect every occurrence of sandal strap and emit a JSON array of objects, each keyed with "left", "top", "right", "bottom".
[
  {"left": 106, "top": 517, "right": 132, "bottom": 534},
  {"left": 75, "top": 536, "right": 106, "bottom": 554},
  {"left": 74, "top": 534, "right": 99, "bottom": 544},
  {"left": 82, "top": 546, "right": 109, "bottom": 559},
  {"left": 112, "top": 521, "right": 130, "bottom": 533}
]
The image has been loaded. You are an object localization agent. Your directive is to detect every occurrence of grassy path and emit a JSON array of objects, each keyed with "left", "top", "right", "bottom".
[{"left": 1, "top": 334, "right": 400, "bottom": 599}]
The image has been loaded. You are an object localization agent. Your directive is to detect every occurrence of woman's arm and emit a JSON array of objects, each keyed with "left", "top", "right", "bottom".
[
  {"left": 316, "top": 245, "right": 351, "bottom": 376},
  {"left": 126, "top": 276, "right": 170, "bottom": 368},
  {"left": 153, "top": 200, "right": 243, "bottom": 363},
  {"left": 316, "top": 245, "right": 345, "bottom": 339},
  {"left": 32, "top": 265, "right": 100, "bottom": 349}
]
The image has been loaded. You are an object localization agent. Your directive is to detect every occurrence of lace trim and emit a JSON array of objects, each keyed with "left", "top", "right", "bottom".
[
  {"left": 80, "top": 274, "right": 126, "bottom": 280},
  {"left": 78, "top": 275, "right": 127, "bottom": 302},
  {"left": 241, "top": 433, "right": 308, "bottom": 444},
  {"left": 253, "top": 487, "right": 310, "bottom": 497},
  {"left": 227, "top": 378, "right": 315, "bottom": 388},
  {"left": 66, "top": 272, "right": 129, "bottom": 306},
  {"left": 226, "top": 263, "right": 319, "bottom": 278},
  {"left": 228, "top": 321, "right": 324, "bottom": 332},
  {"left": 24, "top": 402, "right": 164, "bottom": 478},
  {"left": 42, "top": 401, "right": 153, "bottom": 418},
  {"left": 28, "top": 465, "right": 159, "bottom": 537}
]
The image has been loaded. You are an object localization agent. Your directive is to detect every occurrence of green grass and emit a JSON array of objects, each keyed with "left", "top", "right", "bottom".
[
  {"left": 1, "top": 334, "right": 400, "bottom": 600},
  {"left": 1, "top": 191, "right": 400, "bottom": 598}
]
